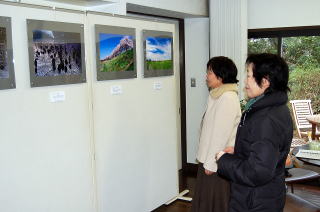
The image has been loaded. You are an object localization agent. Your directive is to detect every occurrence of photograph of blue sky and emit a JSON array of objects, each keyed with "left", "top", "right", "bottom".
[
  {"left": 146, "top": 37, "right": 172, "bottom": 61},
  {"left": 99, "top": 33, "right": 133, "bottom": 60}
]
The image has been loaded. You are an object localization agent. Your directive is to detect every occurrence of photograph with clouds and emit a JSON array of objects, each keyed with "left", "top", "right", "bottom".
[{"left": 146, "top": 36, "right": 172, "bottom": 71}]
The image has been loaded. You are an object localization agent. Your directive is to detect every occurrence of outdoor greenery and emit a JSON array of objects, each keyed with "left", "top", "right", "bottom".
[
  {"left": 288, "top": 67, "right": 320, "bottom": 114},
  {"left": 248, "top": 38, "right": 278, "bottom": 55},
  {"left": 146, "top": 60, "right": 172, "bottom": 70},
  {"left": 100, "top": 49, "right": 134, "bottom": 72},
  {"left": 248, "top": 36, "right": 320, "bottom": 114},
  {"left": 240, "top": 99, "right": 247, "bottom": 112},
  {"left": 282, "top": 36, "right": 320, "bottom": 69}
]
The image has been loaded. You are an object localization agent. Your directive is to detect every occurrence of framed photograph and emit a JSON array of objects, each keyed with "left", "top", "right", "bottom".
[
  {"left": 0, "top": 16, "right": 15, "bottom": 90},
  {"left": 143, "top": 30, "right": 173, "bottom": 78},
  {"left": 95, "top": 25, "right": 136, "bottom": 81},
  {"left": 27, "top": 19, "right": 86, "bottom": 87}
]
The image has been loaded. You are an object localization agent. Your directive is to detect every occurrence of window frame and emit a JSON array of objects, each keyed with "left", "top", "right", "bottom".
[{"left": 248, "top": 26, "right": 320, "bottom": 56}]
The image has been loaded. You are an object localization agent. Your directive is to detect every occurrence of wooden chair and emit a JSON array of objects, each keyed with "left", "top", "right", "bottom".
[{"left": 290, "top": 100, "right": 319, "bottom": 138}]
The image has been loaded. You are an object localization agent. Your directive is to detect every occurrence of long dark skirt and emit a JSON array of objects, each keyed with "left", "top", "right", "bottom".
[{"left": 191, "top": 163, "right": 230, "bottom": 212}]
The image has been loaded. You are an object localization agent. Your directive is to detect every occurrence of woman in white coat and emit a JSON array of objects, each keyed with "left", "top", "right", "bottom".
[{"left": 191, "top": 56, "right": 241, "bottom": 212}]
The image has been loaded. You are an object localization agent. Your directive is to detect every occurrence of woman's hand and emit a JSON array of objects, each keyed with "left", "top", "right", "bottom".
[
  {"left": 223, "top": 146, "right": 234, "bottom": 154},
  {"left": 215, "top": 151, "right": 226, "bottom": 161},
  {"left": 205, "top": 169, "right": 214, "bottom": 175}
]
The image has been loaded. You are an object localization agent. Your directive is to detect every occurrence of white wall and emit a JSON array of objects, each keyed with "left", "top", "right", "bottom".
[
  {"left": 248, "top": 0, "right": 320, "bottom": 29},
  {"left": 13, "top": 0, "right": 208, "bottom": 17},
  {"left": 210, "top": 0, "right": 247, "bottom": 99},
  {"left": 126, "top": 0, "right": 208, "bottom": 17},
  {"left": 184, "top": 18, "right": 209, "bottom": 164},
  {"left": 0, "top": 3, "right": 180, "bottom": 212}
]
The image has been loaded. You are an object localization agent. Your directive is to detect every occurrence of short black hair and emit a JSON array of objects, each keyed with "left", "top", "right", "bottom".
[
  {"left": 246, "top": 53, "right": 290, "bottom": 93},
  {"left": 207, "top": 56, "right": 239, "bottom": 83}
]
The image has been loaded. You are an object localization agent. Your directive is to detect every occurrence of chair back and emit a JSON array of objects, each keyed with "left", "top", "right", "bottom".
[{"left": 290, "top": 100, "right": 313, "bottom": 138}]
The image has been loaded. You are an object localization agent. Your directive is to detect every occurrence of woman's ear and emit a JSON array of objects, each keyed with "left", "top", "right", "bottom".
[{"left": 261, "top": 77, "right": 270, "bottom": 89}]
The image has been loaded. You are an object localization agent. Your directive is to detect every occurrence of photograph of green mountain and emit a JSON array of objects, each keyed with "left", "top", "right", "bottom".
[
  {"left": 99, "top": 33, "right": 134, "bottom": 72},
  {"left": 146, "top": 36, "right": 172, "bottom": 71}
]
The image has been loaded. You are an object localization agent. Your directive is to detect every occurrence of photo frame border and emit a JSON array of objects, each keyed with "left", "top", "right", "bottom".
[
  {"left": 0, "top": 16, "right": 15, "bottom": 90},
  {"left": 143, "top": 30, "right": 173, "bottom": 78},
  {"left": 95, "top": 25, "right": 137, "bottom": 81},
  {"left": 27, "top": 19, "right": 86, "bottom": 87}
]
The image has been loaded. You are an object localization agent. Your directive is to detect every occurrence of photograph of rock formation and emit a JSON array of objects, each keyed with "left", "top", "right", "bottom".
[
  {"left": 0, "top": 27, "right": 8, "bottom": 79},
  {"left": 32, "top": 29, "right": 82, "bottom": 77},
  {"left": 99, "top": 33, "right": 134, "bottom": 72}
]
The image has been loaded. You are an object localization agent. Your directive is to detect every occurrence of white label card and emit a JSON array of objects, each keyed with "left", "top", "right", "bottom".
[
  {"left": 110, "top": 85, "right": 122, "bottom": 95},
  {"left": 49, "top": 91, "right": 65, "bottom": 103},
  {"left": 153, "top": 82, "right": 162, "bottom": 90}
]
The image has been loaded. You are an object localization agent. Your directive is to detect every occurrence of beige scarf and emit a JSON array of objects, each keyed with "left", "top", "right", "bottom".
[{"left": 210, "top": 83, "right": 238, "bottom": 99}]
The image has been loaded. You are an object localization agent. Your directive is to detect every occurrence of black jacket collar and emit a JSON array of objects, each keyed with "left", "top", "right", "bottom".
[
  {"left": 239, "top": 91, "right": 288, "bottom": 127},
  {"left": 251, "top": 91, "right": 288, "bottom": 112}
]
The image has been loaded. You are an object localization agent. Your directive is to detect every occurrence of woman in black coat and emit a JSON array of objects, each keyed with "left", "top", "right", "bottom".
[{"left": 216, "top": 53, "right": 293, "bottom": 212}]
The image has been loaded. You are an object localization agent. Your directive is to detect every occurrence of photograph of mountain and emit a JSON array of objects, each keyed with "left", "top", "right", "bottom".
[
  {"left": 99, "top": 33, "right": 134, "bottom": 72},
  {"left": 146, "top": 36, "right": 172, "bottom": 71},
  {"left": 0, "top": 27, "right": 9, "bottom": 79},
  {"left": 32, "top": 29, "right": 82, "bottom": 77}
]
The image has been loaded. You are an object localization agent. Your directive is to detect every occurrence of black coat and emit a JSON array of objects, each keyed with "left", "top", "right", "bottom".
[{"left": 217, "top": 91, "right": 293, "bottom": 212}]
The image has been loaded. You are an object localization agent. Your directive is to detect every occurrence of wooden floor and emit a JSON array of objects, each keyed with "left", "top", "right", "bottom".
[{"left": 153, "top": 170, "right": 320, "bottom": 212}]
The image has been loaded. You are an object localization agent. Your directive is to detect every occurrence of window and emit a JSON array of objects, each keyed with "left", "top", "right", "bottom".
[{"left": 248, "top": 27, "right": 320, "bottom": 114}]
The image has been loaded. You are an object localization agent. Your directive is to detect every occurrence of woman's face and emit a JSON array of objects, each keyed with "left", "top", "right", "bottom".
[
  {"left": 245, "top": 63, "right": 269, "bottom": 98},
  {"left": 206, "top": 68, "right": 222, "bottom": 89}
]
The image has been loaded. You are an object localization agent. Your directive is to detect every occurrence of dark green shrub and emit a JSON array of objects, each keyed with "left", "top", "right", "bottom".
[{"left": 288, "top": 67, "right": 320, "bottom": 114}]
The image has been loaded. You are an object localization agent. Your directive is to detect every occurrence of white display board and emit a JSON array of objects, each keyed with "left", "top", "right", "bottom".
[
  {"left": 0, "top": 4, "right": 94, "bottom": 212},
  {"left": 87, "top": 13, "right": 180, "bottom": 212},
  {"left": 0, "top": 3, "right": 180, "bottom": 212}
]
